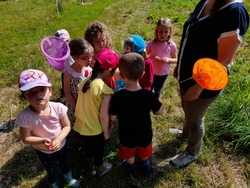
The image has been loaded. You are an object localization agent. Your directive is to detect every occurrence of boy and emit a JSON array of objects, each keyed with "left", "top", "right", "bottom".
[{"left": 109, "top": 53, "right": 163, "bottom": 177}]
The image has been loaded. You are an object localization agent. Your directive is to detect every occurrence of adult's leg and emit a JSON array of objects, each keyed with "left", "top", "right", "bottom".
[{"left": 181, "top": 94, "right": 219, "bottom": 155}]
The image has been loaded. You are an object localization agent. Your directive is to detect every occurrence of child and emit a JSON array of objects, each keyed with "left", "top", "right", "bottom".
[
  {"left": 74, "top": 49, "right": 119, "bottom": 176},
  {"left": 84, "top": 21, "right": 112, "bottom": 57},
  {"left": 109, "top": 53, "right": 163, "bottom": 177},
  {"left": 55, "top": 29, "right": 74, "bottom": 99},
  {"left": 146, "top": 18, "right": 177, "bottom": 98},
  {"left": 122, "top": 35, "right": 154, "bottom": 90},
  {"left": 84, "top": 21, "right": 117, "bottom": 89},
  {"left": 64, "top": 38, "right": 94, "bottom": 126},
  {"left": 15, "top": 69, "right": 80, "bottom": 188}
]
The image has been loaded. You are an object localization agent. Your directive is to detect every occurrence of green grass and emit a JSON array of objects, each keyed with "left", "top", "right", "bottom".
[{"left": 0, "top": 0, "right": 250, "bottom": 187}]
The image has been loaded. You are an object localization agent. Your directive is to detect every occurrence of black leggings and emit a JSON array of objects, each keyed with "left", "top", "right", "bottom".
[
  {"left": 36, "top": 144, "right": 71, "bottom": 184},
  {"left": 80, "top": 133, "right": 104, "bottom": 166}
]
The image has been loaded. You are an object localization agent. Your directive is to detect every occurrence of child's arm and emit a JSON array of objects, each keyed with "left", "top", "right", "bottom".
[
  {"left": 50, "top": 114, "right": 71, "bottom": 151},
  {"left": 109, "top": 115, "right": 117, "bottom": 130},
  {"left": 100, "top": 94, "right": 112, "bottom": 140},
  {"left": 153, "top": 105, "right": 164, "bottom": 115},
  {"left": 64, "top": 72, "right": 76, "bottom": 108},
  {"left": 20, "top": 127, "right": 52, "bottom": 149}
]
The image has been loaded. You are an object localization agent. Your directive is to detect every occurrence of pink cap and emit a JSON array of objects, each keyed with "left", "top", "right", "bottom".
[
  {"left": 18, "top": 69, "right": 51, "bottom": 91},
  {"left": 55, "top": 29, "right": 70, "bottom": 42},
  {"left": 96, "top": 49, "right": 119, "bottom": 69}
]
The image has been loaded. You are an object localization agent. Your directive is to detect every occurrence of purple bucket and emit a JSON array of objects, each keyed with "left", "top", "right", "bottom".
[{"left": 40, "top": 36, "right": 70, "bottom": 71}]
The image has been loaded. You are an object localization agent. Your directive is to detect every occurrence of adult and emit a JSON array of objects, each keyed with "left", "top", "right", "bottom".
[{"left": 170, "top": 0, "right": 249, "bottom": 168}]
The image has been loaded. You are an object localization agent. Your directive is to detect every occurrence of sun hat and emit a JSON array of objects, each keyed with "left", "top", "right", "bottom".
[
  {"left": 40, "top": 36, "right": 70, "bottom": 71},
  {"left": 55, "top": 29, "right": 70, "bottom": 42},
  {"left": 130, "top": 35, "right": 146, "bottom": 53},
  {"left": 96, "top": 49, "right": 119, "bottom": 69},
  {"left": 18, "top": 69, "right": 51, "bottom": 91}
]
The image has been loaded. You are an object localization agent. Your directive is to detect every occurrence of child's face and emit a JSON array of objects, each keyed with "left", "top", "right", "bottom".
[
  {"left": 24, "top": 86, "right": 52, "bottom": 108},
  {"left": 77, "top": 51, "right": 94, "bottom": 67},
  {"left": 157, "top": 25, "right": 171, "bottom": 42},
  {"left": 93, "top": 36, "right": 106, "bottom": 54}
]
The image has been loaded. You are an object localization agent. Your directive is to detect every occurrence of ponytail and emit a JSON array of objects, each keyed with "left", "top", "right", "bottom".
[{"left": 82, "top": 61, "right": 105, "bottom": 93}]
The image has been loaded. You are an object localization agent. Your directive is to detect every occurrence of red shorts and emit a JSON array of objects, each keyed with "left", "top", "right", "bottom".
[{"left": 118, "top": 143, "right": 152, "bottom": 159}]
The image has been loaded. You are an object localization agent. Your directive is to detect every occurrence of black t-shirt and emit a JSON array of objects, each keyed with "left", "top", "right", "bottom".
[{"left": 109, "top": 89, "right": 162, "bottom": 148}]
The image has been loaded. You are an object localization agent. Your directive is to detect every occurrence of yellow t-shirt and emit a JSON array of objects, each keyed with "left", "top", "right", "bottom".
[{"left": 74, "top": 78, "right": 113, "bottom": 136}]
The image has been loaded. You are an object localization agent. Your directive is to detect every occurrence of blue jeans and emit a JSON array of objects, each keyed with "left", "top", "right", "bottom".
[
  {"left": 35, "top": 144, "right": 71, "bottom": 184},
  {"left": 151, "top": 74, "right": 168, "bottom": 98}
]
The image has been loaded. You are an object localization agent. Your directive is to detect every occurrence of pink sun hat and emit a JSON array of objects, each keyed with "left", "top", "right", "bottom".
[{"left": 40, "top": 36, "right": 70, "bottom": 71}]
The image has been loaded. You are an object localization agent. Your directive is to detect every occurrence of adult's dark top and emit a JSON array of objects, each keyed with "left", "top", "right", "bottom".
[{"left": 176, "top": 0, "right": 249, "bottom": 98}]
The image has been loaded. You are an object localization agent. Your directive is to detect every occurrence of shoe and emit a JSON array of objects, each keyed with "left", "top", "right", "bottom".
[
  {"left": 121, "top": 160, "right": 137, "bottom": 177},
  {"left": 169, "top": 128, "right": 186, "bottom": 140},
  {"left": 138, "top": 159, "right": 152, "bottom": 178},
  {"left": 169, "top": 151, "right": 198, "bottom": 168},
  {"left": 50, "top": 181, "right": 59, "bottom": 188},
  {"left": 63, "top": 171, "right": 80, "bottom": 188},
  {"left": 96, "top": 162, "right": 112, "bottom": 177}
]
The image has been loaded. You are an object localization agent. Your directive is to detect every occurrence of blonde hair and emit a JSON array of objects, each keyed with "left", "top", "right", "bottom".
[{"left": 154, "top": 18, "right": 172, "bottom": 42}]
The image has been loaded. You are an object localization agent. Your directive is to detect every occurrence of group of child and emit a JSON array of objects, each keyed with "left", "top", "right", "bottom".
[{"left": 15, "top": 18, "right": 177, "bottom": 187}]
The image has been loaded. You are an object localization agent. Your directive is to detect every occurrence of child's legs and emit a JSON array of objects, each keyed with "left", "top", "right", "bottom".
[
  {"left": 137, "top": 143, "right": 152, "bottom": 161},
  {"left": 35, "top": 150, "right": 60, "bottom": 184},
  {"left": 151, "top": 74, "right": 168, "bottom": 97},
  {"left": 81, "top": 133, "right": 104, "bottom": 166},
  {"left": 57, "top": 144, "right": 71, "bottom": 174}
]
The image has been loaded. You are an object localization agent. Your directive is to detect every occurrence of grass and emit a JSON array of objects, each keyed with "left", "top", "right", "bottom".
[{"left": 0, "top": 0, "right": 250, "bottom": 187}]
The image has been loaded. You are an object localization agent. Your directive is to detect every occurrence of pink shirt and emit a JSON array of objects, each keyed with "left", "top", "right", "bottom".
[
  {"left": 146, "top": 40, "right": 177, "bottom": 76},
  {"left": 16, "top": 102, "right": 68, "bottom": 154}
]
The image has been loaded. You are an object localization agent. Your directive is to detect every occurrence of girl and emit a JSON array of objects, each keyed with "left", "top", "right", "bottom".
[
  {"left": 122, "top": 35, "right": 154, "bottom": 91},
  {"left": 64, "top": 38, "right": 94, "bottom": 126},
  {"left": 146, "top": 17, "right": 178, "bottom": 99},
  {"left": 73, "top": 49, "right": 119, "bottom": 176},
  {"left": 15, "top": 69, "right": 80, "bottom": 188},
  {"left": 54, "top": 29, "right": 74, "bottom": 99},
  {"left": 84, "top": 21, "right": 117, "bottom": 89}
]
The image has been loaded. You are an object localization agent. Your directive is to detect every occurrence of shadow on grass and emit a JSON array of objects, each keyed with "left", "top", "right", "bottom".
[{"left": 0, "top": 127, "right": 186, "bottom": 188}]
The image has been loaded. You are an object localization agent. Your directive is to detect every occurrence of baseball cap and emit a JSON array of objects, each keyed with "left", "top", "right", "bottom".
[
  {"left": 130, "top": 35, "right": 146, "bottom": 53},
  {"left": 96, "top": 49, "right": 119, "bottom": 69},
  {"left": 18, "top": 69, "right": 51, "bottom": 91},
  {"left": 55, "top": 29, "right": 70, "bottom": 42}
]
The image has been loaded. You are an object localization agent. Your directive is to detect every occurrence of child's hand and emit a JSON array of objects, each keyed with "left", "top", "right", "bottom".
[
  {"left": 44, "top": 138, "right": 52, "bottom": 150},
  {"left": 49, "top": 138, "right": 62, "bottom": 151},
  {"left": 103, "top": 132, "right": 111, "bottom": 141},
  {"left": 155, "top": 56, "right": 161, "bottom": 61},
  {"left": 162, "top": 57, "right": 170, "bottom": 64}
]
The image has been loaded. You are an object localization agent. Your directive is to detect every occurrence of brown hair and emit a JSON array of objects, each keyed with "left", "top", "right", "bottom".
[
  {"left": 69, "top": 38, "right": 94, "bottom": 57},
  {"left": 84, "top": 21, "right": 112, "bottom": 49},
  {"left": 119, "top": 53, "right": 145, "bottom": 81}
]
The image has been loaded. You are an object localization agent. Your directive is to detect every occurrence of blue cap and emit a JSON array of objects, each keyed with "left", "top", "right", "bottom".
[{"left": 130, "top": 35, "right": 146, "bottom": 53}]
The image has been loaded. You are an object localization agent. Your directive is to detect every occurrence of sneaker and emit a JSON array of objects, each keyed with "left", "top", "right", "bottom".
[
  {"left": 169, "top": 128, "right": 186, "bottom": 140},
  {"left": 169, "top": 151, "right": 198, "bottom": 168},
  {"left": 96, "top": 162, "right": 112, "bottom": 177}
]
